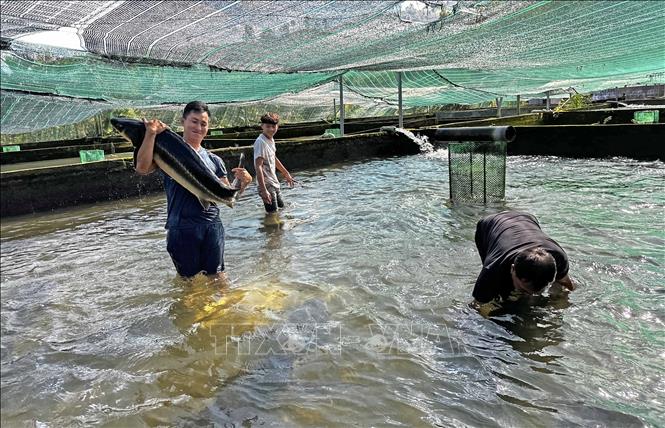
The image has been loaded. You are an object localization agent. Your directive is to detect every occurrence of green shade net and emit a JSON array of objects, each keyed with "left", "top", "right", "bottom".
[
  {"left": 1, "top": 91, "right": 108, "bottom": 134},
  {"left": 0, "top": 49, "right": 338, "bottom": 104},
  {"left": 1, "top": 0, "right": 664, "bottom": 137}
]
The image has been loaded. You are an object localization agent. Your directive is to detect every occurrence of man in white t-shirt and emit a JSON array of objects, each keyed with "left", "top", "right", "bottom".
[{"left": 253, "top": 112, "right": 295, "bottom": 212}]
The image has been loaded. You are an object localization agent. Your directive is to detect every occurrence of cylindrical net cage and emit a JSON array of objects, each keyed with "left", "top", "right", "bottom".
[{"left": 448, "top": 141, "right": 507, "bottom": 203}]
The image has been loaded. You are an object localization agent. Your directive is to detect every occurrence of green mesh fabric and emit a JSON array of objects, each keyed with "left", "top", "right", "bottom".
[
  {"left": 4, "top": 1, "right": 663, "bottom": 73},
  {"left": 1, "top": 91, "right": 108, "bottom": 134},
  {"left": 0, "top": 50, "right": 338, "bottom": 104},
  {"left": 1, "top": 0, "right": 664, "bottom": 136}
]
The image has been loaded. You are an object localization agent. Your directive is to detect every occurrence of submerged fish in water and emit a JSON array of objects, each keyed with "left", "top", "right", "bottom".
[{"left": 110, "top": 117, "right": 239, "bottom": 208}]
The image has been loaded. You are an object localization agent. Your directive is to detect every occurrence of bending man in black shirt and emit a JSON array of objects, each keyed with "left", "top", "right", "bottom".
[{"left": 472, "top": 211, "right": 575, "bottom": 307}]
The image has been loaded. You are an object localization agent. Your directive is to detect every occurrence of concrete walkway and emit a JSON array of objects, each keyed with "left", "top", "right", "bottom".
[{"left": 0, "top": 153, "right": 131, "bottom": 173}]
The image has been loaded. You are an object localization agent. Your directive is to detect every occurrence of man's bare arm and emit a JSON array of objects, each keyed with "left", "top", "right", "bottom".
[
  {"left": 135, "top": 119, "right": 166, "bottom": 175},
  {"left": 554, "top": 274, "right": 575, "bottom": 291}
]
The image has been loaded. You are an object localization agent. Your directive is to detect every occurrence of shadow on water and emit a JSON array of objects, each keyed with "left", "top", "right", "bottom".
[
  {"left": 259, "top": 212, "right": 286, "bottom": 254},
  {"left": 260, "top": 212, "right": 285, "bottom": 233},
  {"left": 488, "top": 285, "right": 572, "bottom": 366}
]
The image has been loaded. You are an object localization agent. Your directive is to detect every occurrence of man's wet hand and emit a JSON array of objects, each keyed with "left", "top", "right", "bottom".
[
  {"left": 143, "top": 118, "right": 168, "bottom": 135},
  {"left": 259, "top": 187, "right": 272, "bottom": 204},
  {"left": 231, "top": 168, "right": 252, "bottom": 186}
]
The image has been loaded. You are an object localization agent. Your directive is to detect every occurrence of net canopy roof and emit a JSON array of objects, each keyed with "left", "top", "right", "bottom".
[{"left": 2, "top": 0, "right": 664, "bottom": 134}]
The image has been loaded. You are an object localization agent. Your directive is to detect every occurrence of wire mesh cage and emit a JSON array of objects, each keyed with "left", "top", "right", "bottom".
[{"left": 448, "top": 141, "right": 507, "bottom": 203}]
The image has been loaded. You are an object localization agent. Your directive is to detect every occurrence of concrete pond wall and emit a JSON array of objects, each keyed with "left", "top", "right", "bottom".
[
  {"left": 423, "top": 109, "right": 665, "bottom": 160},
  {"left": 2, "top": 108, "right": 664, "bottom": 217},
  {"left": 424, "top": 122, "right": 664, "bottom": 160},
  {"left": 1, "top": 114, "right": 438, "bottom": 165},
  {"left": 11, "top": 107, "right": 659, "bottom": 165},
  {"left": 507, "top": 124, "right": 664, "bottom": 159},
  {"left": 541, "top": 108, "right": 665, "bottom": 125}
]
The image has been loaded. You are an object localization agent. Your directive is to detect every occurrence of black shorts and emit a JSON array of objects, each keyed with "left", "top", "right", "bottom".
[{"left": 264, "top": 189, "right": 285, "bottom": 213}]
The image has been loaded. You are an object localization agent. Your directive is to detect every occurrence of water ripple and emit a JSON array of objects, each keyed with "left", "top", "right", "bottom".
[{"left": 1, "top": 154, "right": 663, "bottom": 427}]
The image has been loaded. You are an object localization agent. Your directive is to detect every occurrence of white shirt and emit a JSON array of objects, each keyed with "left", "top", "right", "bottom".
[{"left": 253, "top": 133, "right": 280, "bottom": 190}]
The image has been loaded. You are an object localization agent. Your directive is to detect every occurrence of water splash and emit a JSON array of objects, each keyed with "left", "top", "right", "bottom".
[{"left": 381, "top": 126, "right": 434, "bottom": 153}]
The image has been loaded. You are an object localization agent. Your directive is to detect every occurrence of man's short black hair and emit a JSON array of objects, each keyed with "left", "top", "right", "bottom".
[
  {"left": 514, "top": 247, "right": 557, "bottom": 292},
  {"left": 183, "top": 101, "right": 210, "bottom": 118},
  {"left": 260, "top": 112, "right": 279, "bottom": 125}
]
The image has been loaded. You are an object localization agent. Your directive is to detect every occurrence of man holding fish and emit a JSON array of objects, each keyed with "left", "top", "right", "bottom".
[{"left": 133, "top": 101, "right": 252, "bottom": 281}]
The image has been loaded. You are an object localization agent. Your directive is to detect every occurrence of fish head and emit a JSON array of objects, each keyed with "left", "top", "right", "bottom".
[{"left": 110, "top": 117, "right": 145, "bottom": 147}]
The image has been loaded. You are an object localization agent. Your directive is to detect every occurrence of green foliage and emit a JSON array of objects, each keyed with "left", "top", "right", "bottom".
[
  {"left": 554, "top": 93, "right": 592, "bottom": 112},
  {"left": 112, "top": 107, "right": 143, "bottom": 119}
]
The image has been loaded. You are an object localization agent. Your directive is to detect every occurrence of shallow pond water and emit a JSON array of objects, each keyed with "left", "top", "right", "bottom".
[{"left": 1, "top": 151, "right": 663, "bottom": 427}]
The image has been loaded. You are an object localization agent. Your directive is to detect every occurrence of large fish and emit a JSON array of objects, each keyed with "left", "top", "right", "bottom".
[{"left": 111, "top": 117, "right": 239, "bottom": 208}]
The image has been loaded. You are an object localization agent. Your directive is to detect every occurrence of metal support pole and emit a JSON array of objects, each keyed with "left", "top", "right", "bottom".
[
  {"left": 546, "top": 91, "right": 551, "bottom": 110},
  {"left": 339, "top": 75, "right": 345, "bottom": 136},
  {"left": 516, "top": 94, "right": 521, "bottom": 115},
  {"left": 397, "top": 71, "right": 403, "bottom": 128},
  {"left": 448, "top": 146, "right": 453, "bottom": 201},
  {"left": 95, "top": 114, "right": 103, "bottom": 137},
  {"left": 333, "top": 98, "right": 336, "bottom": 123},
  {"left": 496, "top": 97, "right": 502, "bottom": 118},
  {"left": 483, "top": 146, "right": 487, "bottom": 204},
  {"left": 469, "top": 149, "right": 473, "bottom": 197}
]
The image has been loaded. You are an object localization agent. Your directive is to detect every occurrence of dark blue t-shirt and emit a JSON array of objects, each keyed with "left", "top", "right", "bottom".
[{"left": 162, "top": 147, "right": 227, "bottom": 229}]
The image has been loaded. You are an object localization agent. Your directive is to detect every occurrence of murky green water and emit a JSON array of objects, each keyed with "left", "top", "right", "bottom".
[{"left": 2, "top": 152, "right": 664, "bottom": 427}]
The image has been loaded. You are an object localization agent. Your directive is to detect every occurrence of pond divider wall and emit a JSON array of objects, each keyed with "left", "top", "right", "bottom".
[
  {"left": 1, "top": 114, "right": 440, "bottom": 165},
  {"left": 2, "top": 109, "right": 664, "bottom": 217},
  {"left": 426, "top": 123, "right": 663, "bottom": 160},
  {"left": 507, "top": 124, "right": 664, "bottom": 159},
  {"left": 424, "top": 109, "right": 664, "bottom": 160}
]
